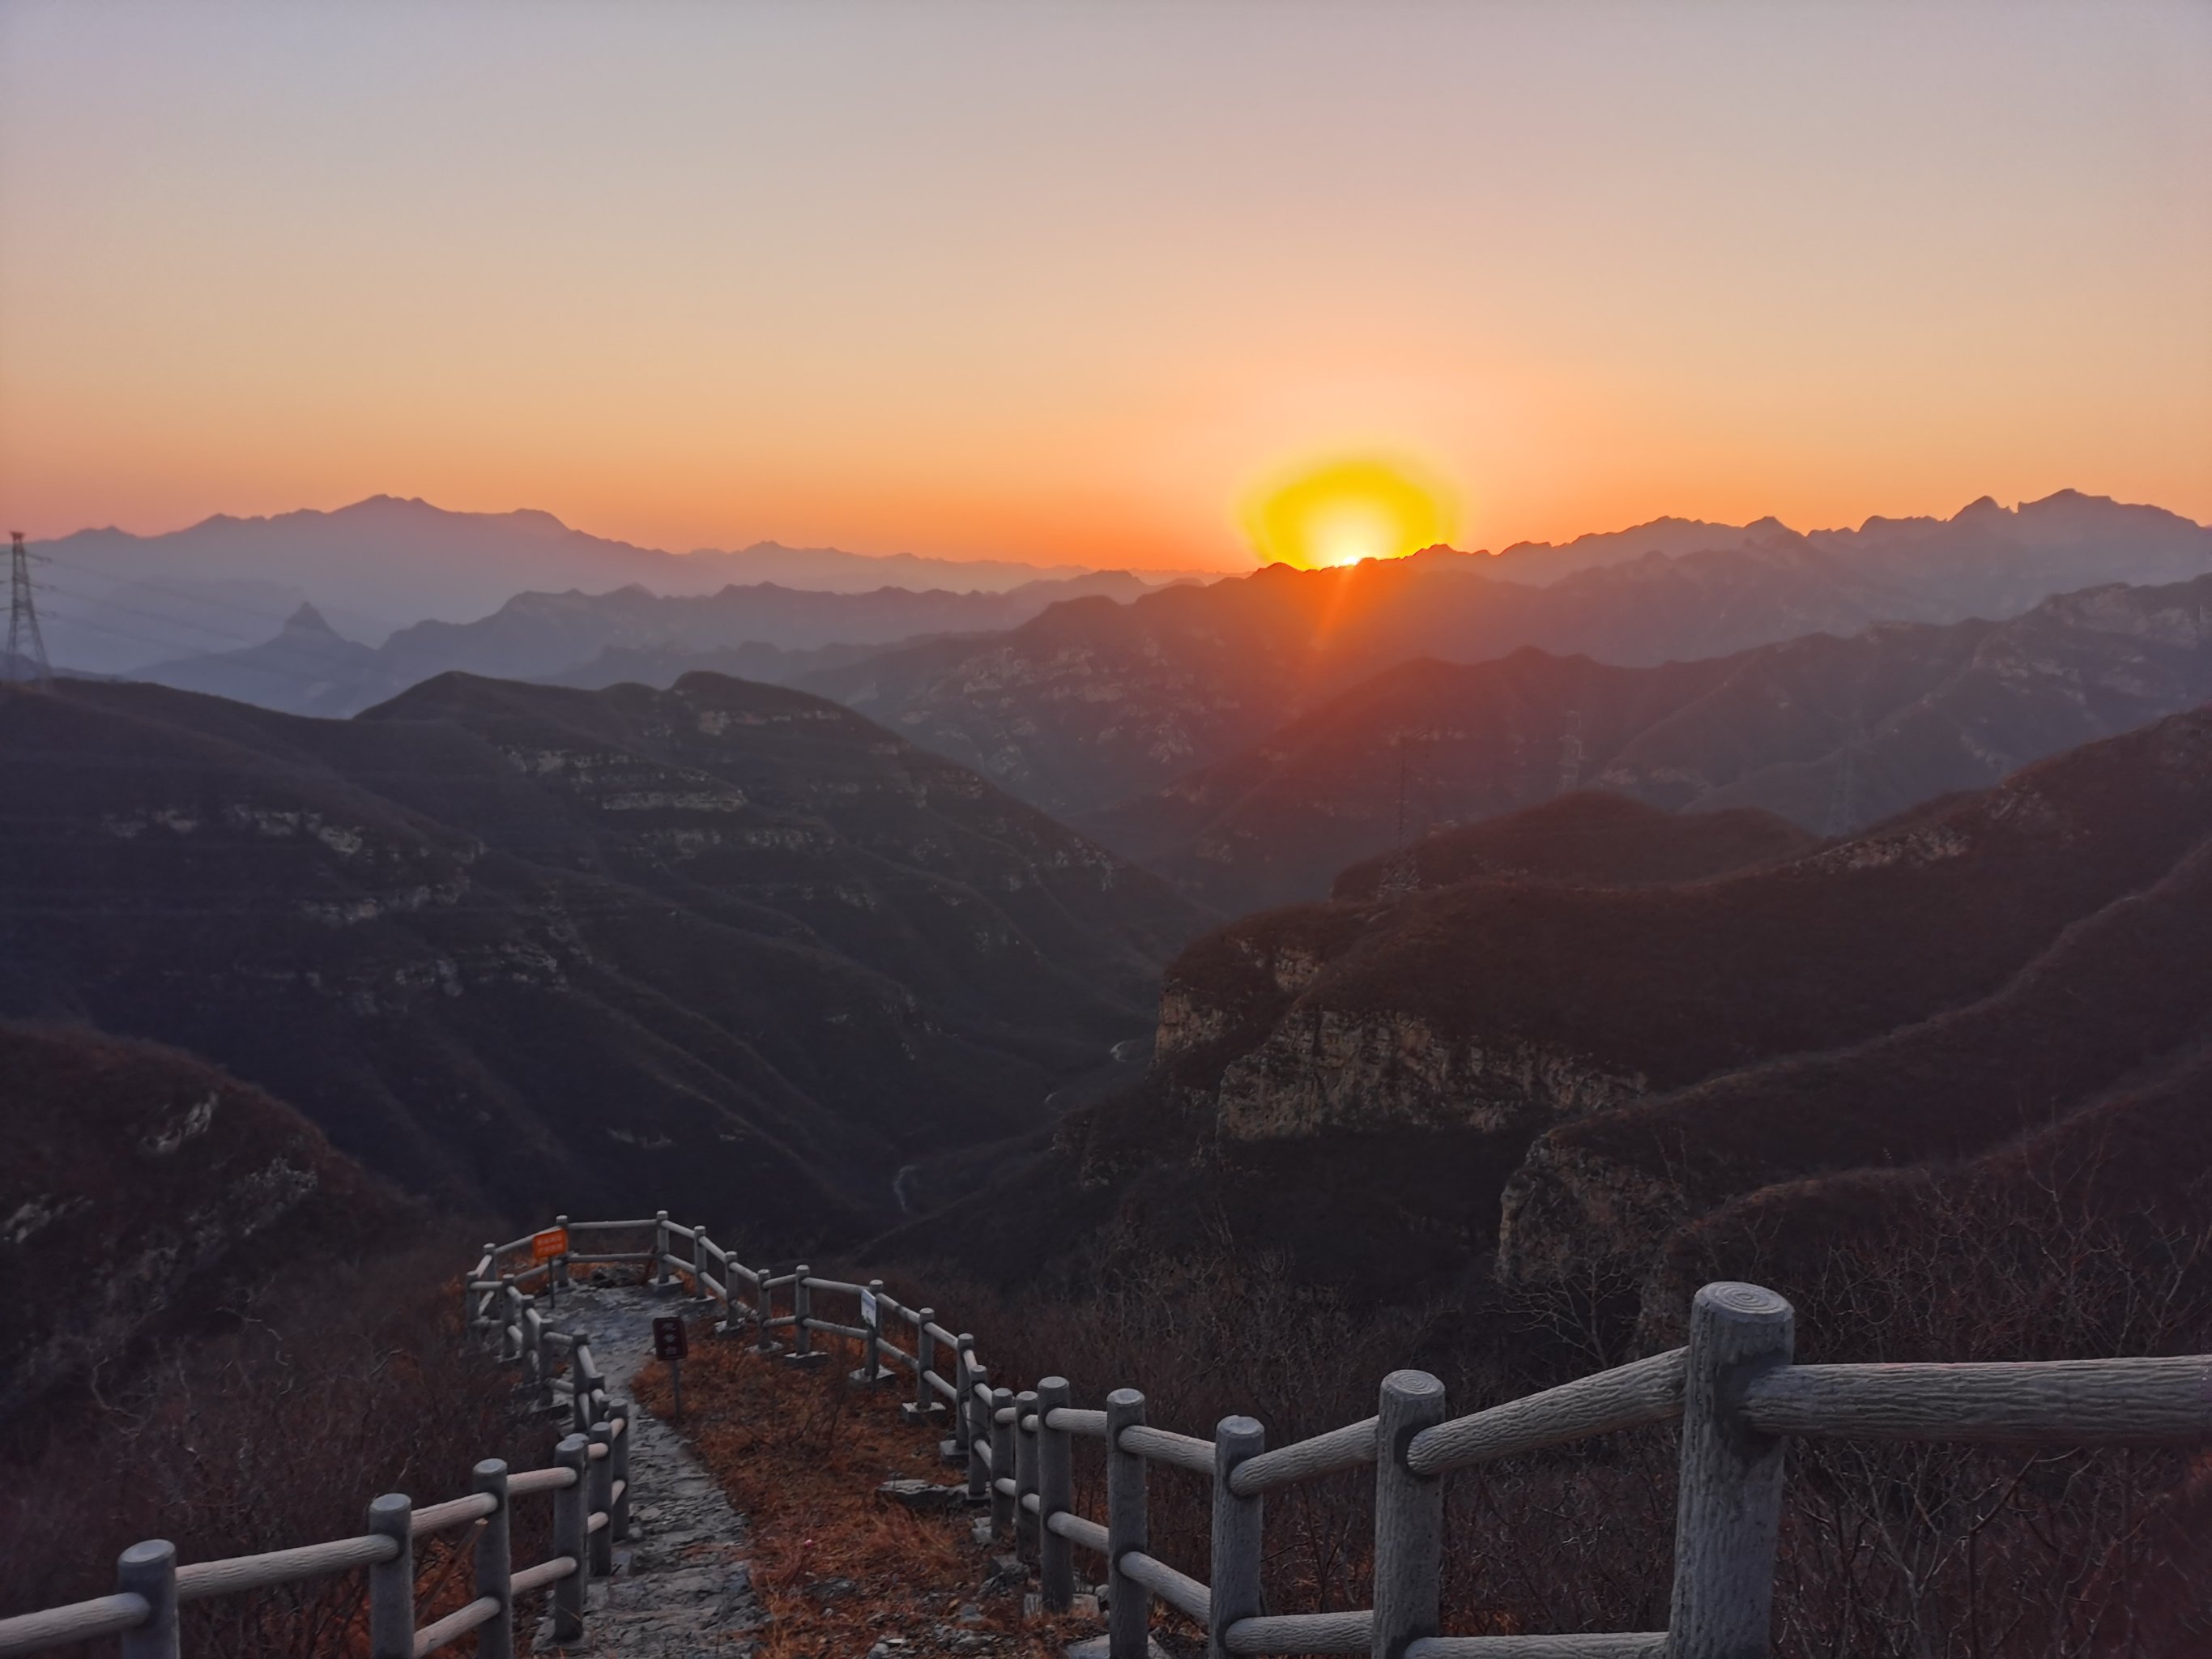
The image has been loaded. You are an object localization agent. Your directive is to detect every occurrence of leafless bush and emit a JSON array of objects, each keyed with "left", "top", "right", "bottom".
[
  {"left": 0, "top": 1234, "right": 557, "bottom": 1659},
  {"left": 880, "top": 1163, "right": 2212, "bottom": 1653}
]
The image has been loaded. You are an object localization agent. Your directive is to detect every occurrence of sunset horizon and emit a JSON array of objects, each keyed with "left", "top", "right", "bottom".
[{"left": 4, "top": 2, "right": 2207, "bottom": 571}]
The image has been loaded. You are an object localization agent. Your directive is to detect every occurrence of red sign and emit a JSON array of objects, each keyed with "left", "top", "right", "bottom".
[
  {"left": 652, "top": 1317, "right": 689, "bottom": 1361},
  {"left": 532, "top": 1227, "right": 568, "bottom": 1262}
]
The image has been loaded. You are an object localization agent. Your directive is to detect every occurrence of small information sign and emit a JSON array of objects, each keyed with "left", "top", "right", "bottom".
[
  {"left": 859, "top": 1288, "right": 879, "bottom": 1330},
  {"left": 532, "top": 1227, "right": 568, "bottom": 1262},
  {"left": 652, "top": 1317, "right": 689, "bottom": 1361}
]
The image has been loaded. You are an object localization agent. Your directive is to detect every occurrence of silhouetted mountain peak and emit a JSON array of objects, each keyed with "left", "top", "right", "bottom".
[{"left": 280, "top": 602, "right": 342, "bottom": 639}]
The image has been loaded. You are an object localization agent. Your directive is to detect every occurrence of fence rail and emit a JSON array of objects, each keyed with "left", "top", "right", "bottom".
[
  {"left": 0, "top": 1246, "right": 634, "bottom": 1659},
  {"left": 11, "top": 1211, "right": 2209, "bottom": 1659}
]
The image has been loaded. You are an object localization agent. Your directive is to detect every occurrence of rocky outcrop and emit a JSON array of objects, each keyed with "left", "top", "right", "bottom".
[
  {"left": 0, "top": 1022, "right": 405, "bottom": 1414},
  {"left": 1216, "top": 1010, "right": 1642, "bottom": 1140}
]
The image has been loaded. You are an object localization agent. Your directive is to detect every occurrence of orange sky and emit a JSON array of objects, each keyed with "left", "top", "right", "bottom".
[{"left": 2, "top": 3, "right": 2207, "bottom": 570}]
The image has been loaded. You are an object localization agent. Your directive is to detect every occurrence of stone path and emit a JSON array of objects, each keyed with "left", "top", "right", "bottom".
[{"left": 532, "top": 1282, "right": 765, "bottom": 1657}]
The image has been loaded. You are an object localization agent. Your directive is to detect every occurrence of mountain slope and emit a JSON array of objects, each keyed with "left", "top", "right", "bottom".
[
  {"left": 871, "top": 709, "right": 2212, "bottom": 1302},
  {"left": 1085, "top": 574, "right": 2212, "bottom": 911},
  {"left": 0, "top": 1021, "right": 407, "bottom": 1414},
  {"left": 803, "top": 493, "right": 2211, "bottom": 823},
  {"left": 0, "top": 674, "right": 1200, "bottom": 1243}
]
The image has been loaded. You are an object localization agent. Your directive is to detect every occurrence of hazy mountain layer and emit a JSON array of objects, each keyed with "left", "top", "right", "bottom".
[
  {"left": 804, "top": 492, "right": 2212, "bottom": 822},
  {"left": 132, "top": 570, "right": 1161, "bottom": 717},
  {"left": 30, "top": 495, "right": 1149, "bottom": 672},
  {"left": 1086, "top": 573, "right": 2212, "bottom": 912},
  {"left": 0, "top": 673, "right": 1200, "bottom": 1240}
]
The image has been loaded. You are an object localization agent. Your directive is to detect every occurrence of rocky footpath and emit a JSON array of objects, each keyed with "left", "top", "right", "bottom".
[{"left": 534, "top": 1282, "right": 765, "bottom": 1657}]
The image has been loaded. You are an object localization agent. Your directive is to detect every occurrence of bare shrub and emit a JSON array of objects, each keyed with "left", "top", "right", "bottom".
[{"left": 0, "top": 1233, "right": 556, "bottom": 1659}]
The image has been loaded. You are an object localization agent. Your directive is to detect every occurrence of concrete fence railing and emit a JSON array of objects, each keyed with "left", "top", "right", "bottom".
[
  {"left": 482, "top": 1217, "right": 2212, "bottom": 1659},
  {"left": 0, "top": 1250, "right": 630, "bottom": 1659},
  {"left": 10, "top": 1214, "right": 2210, "bottom": 1659}
]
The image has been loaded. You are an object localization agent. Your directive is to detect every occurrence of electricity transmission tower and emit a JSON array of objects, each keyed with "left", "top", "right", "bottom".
[
  {"left": 5, "top": 531, "right": 52, "bottom": 687},
  {"left": 1377, "top": 736, "right": 1421, "bottom": 899}
]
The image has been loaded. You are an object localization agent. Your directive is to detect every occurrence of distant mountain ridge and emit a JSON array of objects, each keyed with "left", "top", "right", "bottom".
[
  {"left": 132, "top": 570, "right": 1161, "bottom": 717},
  {"left": 1084, "top": 572, "right": 2212, "bottom": 911},
  {"left": 32, "top": 495, "right": 1185, "bottom": 674},
  {"left": 807, "top": 491, "right": 2212, "bottom": 824}
]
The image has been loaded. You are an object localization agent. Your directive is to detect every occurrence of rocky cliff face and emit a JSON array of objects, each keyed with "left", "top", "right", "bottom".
[{"left": 901, "top": 712, "right": 2212, "bottom": 1308}]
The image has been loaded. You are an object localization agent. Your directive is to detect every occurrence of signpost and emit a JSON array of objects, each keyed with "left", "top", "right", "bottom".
[
  {"left": 652, "top": 1316, "right": 688, "bottom": 1419},
  {"left": 859, "top": 1287, "right": 878, "bottom": 1330},
  {"left": 535, "top": 1226, "right": 568, "bottom": 1307}
]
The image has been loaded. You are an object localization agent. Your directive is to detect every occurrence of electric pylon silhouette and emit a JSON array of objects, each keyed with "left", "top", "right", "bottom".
[{"left": 6, "top": 531, "right": 52, "bottom": 687}]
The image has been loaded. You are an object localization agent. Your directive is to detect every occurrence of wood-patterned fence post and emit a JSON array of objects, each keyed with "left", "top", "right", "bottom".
[
  {"left": 115, "top": 1540, "right": 177, "bottom": 1659},
  {"left": 553, "top": 1434, "right": 590, "bottom": 1643},
  {"left": 695, "top": 1225, "right": 711, "bottom": 1299},
  {"left": 863, "top": 1279, "right": 885, "bottom": 1386},
  {"left": 472, "top": 1459, "right": 513, "bottom": 1659},
  {"left": 1208, "top": 1417, "right": 1264, "bottom": 1659},
  {"left": 588, "top": 1420, "right": 616, "bottom": 1577},
  {"left": 1667, "top": 1282, "right": 1795, "bottom": 1659},
  {"left": 990, "top": 1385, "right": 1016, "bottom": 1539},
  {"left": 1015, "top": 1389, "right": 1042, "bottom": 1567},
  {"left": 954, "top": 1332, "right": 979, "bottom": 1452},
  {"left": 1037, "top": 1377, "right": 1074, "bottom": 1611},
  {"left": 752, "top": 1265, "right": 777, "bottom": 1353},
  {"left": 917, "top": 1311, "right": 939, "bottom": 1422},
  {"left": 653, "top": 1211, "right": 671, "bottom": 1291},
  {"left": 1106, "top": 1389, "right": 1149, "bottom": 1659},
  {"left": 610, "top": 1402, "right": 633, "bottom": 1541},
  {"left": 498, "top": 1276, "right": 518, "bottom": 1361},
  {"left": 477, "top": 1245, "right": 497, "bottom": 1348},
  {"left": 366, "top": 1493, "right": 413, "bottom": 1659},
  {"left": 793, "top": 1267, "right": 815, "bottom": 1361},
  {"left": 552, "top": 1213, "right": 571, "bottom": 1300},
  {"left": 966, "top": 1360, "right": 991, "bottom": 1501},
  {"left": 1370, "top": 1371, "right": 1447, "bottom": 1659}
]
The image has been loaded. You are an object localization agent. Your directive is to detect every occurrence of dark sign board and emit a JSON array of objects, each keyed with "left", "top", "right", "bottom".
[{"left": 652, "top": 1316, "right": 688, "bottom": 1361}]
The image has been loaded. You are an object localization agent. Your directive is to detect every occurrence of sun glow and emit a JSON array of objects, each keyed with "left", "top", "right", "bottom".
[{"left": 1240, "top": 456, "right": 1460, "bottom": 570}]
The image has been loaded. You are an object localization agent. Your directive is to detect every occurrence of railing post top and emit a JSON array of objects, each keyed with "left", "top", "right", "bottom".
[
  {"left": 590, "top": 1418, "right": 612, "bottom": 1439},
  {"left": 557, "top": 1432, "right": 589, "bottom": 1458},
  {"left": 1380, "top": 1369, "right": 1445, "bottom": 1404},
  {"left": 369, "top": 1494, "right": 411, "bottom": 1530},
  {"left": 1693, "top": 1282, "right": 1792, "bottom": 1329},
  {"left": 656, "top": 1209, "right": 669, "bottom": 1220},
  {"left": 1106, "top": 1386, "right": 1144, "bottom": 1411},
  {"left": 555, "top": 1213, "right": 569, "bottom": 1225},
  {"left": 1016, "top": 1387, "right": 1039, "bottom": 1404},
  {"left": 956, "top": 1330, "right": 972, "bottom": 1346},
  {"left": 1038, "top": 1375, "right": 1071, "bottom": 1401},
  {"left": 992, "top": 1384, "right": 1012, "bottom": 1403},
  {"left": 1217, "top": 1414, "right": 1262, "bottom": 1440},
  {"left": 474, "top": 1457, "right": 508, "bottom": 1482},
  {"left": 118, "top": 1538, "right": 176, "bottom": 1572}
]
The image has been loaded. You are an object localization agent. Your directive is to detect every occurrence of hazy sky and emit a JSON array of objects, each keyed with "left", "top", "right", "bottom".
[{"left": 2, "top": 2, "right": 2206, "bottom": 569}]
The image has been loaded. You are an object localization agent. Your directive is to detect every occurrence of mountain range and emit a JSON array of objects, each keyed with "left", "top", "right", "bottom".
[
  {"left": 1085, "top": 573, "right": 2212, "bottom": 912},
  {"left": 0, "top": 672, "right": 1200, "bottom": 1240},
  {"left": 807, "top": 492, "right": 2212, "bottom": 822},
  {"left": 131, "top": 569, "right": 1160, "bottom": 717},
  {"left": 30, "top": 495, "right": 1187, "bottom": 672},
  {"left": 867, "top": 707, "right": 2212, "bottom": 1309}
]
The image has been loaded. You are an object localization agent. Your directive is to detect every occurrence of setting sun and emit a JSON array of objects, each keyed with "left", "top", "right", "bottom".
[{"left": 1240, "top": 456, "right": 1460, "bottom": 570}]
